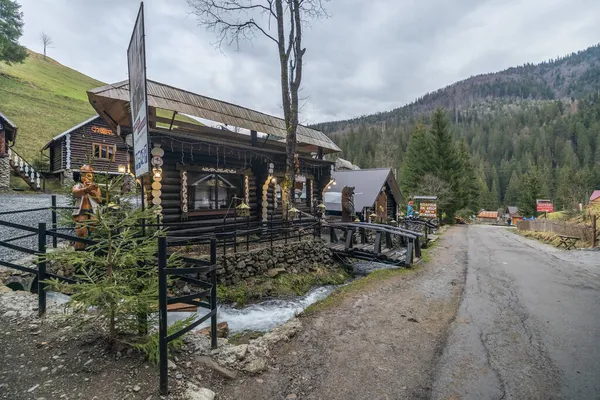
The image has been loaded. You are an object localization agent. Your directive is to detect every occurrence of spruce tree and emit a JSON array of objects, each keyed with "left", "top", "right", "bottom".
[
  {"left": 400, "top": 121, "right": 433, "bottom": 196},
  {"left": 456, "top": 139, "right": 479, "bottom": 212},
  {"left": 0, "top": 0, "right": 28, "bottom": 64},
  {"left": 504, "top": 170, "right": 521, "bottom": 206},
  {"left": 518, "top": 166, "right": 543, "bottom": 217}
]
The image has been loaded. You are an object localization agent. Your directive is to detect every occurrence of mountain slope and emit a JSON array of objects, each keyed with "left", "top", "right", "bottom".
[
  {"left": 314, "top": 43, "right": 600, "bottom": 135},
  {"left": 0, "top": 50, "right": 104, "bottom": 162}
]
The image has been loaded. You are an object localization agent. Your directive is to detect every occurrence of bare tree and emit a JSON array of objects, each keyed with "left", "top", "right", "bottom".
[
  {"left": 187, "top": 0, "right": 328, "bottom": 215},
  {"left": 40, "top": 32, "right": 53, "bottom": 59}
]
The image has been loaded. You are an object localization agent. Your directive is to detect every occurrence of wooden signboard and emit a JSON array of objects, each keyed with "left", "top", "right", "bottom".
[{"left": 419, "top": 201, "right": 437, "bottom": 218}]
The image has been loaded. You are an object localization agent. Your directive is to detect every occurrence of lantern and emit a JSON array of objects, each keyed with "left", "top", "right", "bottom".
[
  {"left": 316, "top": 202, "right": 326, "bottom": 217},
  {"left": 288, "top": 206, "right": 300, "bottom": 220},
  {"left": 236, "top": 202, "right": 251, "bottom": 218},
  {"left": 354, "top": 217, "right": 360, "bottom": 223}
]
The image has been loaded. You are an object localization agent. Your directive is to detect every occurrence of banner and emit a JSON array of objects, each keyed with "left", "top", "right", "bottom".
[
  {"left": 127, "top": 2, "right": 149, "bottom": 177},
  {"left": 419, "top": 201, "right": 437, "bottom": 218}
]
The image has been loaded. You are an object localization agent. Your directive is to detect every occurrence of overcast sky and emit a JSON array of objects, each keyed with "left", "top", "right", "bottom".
[{"left": 16, "top": 0, "right": 600, "bottom": 124}]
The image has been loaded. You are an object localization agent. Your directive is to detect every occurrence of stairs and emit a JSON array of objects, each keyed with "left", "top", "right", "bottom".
[{"left": 7, "top": 148, "right": 43, "bottom": 191}]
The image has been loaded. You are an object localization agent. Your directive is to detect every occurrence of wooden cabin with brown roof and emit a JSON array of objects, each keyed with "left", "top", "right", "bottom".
[
  {"left": 87, "top": 80, "right": 340, "bottom": 237},
  {"left": 41, "top": 115, "right": 129, "bottom": 184}
]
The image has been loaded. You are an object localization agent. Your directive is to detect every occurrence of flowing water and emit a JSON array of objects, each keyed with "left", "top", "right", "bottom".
[{"left": 168, "top": 285, "right": 337, "bottom": 333}]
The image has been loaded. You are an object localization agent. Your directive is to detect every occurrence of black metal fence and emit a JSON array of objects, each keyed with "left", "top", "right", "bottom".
[{"left": 157, "top": 236, "right": 217, "bottom": 395}]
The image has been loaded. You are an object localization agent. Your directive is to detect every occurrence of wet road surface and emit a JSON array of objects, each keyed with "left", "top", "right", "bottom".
[{"left": 433, "top": 225, "right": 600, "bottom": 399}]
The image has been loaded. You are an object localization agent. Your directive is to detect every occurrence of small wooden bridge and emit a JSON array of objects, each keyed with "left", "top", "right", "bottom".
[{"left": 325, "top": 222, "right": 424, "bottom": 266}]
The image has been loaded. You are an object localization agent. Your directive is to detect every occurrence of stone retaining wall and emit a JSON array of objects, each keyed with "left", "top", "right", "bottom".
[
  {"left": 216, "top": 239, "right": 335, "bottom": 285},
  {"left": 0, "top": 156, "right": 10, "bottom": 190}
]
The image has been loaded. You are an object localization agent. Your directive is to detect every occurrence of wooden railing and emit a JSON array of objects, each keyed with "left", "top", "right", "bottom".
[{"left": 7, "top": 147, "right": 44, "bottom": 191}]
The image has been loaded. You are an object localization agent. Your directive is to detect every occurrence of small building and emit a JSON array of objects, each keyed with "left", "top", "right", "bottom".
[
  {"left": 0, "top": 111, "right": 18, "bottom": 190},
  {"left": 590, "top": 190, "right": 600, "bottom": 203},
  {"left": 324, "top": 168, "right": 403, "bottom": 222},
  {"left": 87, "top": 79, "right": 340, "bottom": 235},
  {"left": 477, "top": 210, "right": 498, "bottom": 223},
  {"left": 504, "top": 206, "right": 522, "bottom": 225},
  {"left": 41, "top": 115, "right": 129, "bottom": 184}
]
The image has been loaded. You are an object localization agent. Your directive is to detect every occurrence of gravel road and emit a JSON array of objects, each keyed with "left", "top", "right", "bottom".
[
  {"left": 219, "top": 225, "right": 600, "bottom": 399},
  {"left": 433, "top": 225, "right": 600, "bottom": 400},
  {"left": 0, "top": 194, "right": 68, "bottom": 262}
]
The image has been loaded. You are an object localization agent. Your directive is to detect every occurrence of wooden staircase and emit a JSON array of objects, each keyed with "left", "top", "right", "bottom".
[{"left": 7, "top": 148, "right": 43, "bottom": 191}]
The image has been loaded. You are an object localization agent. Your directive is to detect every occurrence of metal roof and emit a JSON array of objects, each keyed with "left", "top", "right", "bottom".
[
  {"left": 477, "top": 211, "right": 498, "bottom": 219},
  {"left": 325, "top": 168, "right": 403, "bottom": 212},
  {"left": 505, "top": 206, "right": 520, "bottom": 216},
  {"left": 88, "top": 80, "right": 341, "bottom": 154},
  {"left": 414, "top": 195, "right": 438, "bottom": 201},
  {"left": 42, "top": 115, "right": 100, "bottom": 150},
  {"left": 590, "top": 190, "right": 600, "bottom": 202}
]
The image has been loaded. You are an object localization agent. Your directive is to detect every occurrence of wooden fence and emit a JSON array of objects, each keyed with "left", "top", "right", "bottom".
[{"left": 516, "top": 220, "right": 595, "bottom": 244}]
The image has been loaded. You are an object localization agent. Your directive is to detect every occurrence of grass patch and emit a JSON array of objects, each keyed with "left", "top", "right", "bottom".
[
  {"left": 217, "top": 267, "right": 350, "bottom": 306},
  {"left": 228, "top": 330, "right": 265, "bottom": 345}
]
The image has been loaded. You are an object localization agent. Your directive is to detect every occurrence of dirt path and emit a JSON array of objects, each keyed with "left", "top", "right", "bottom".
[{"left": 220, "top": 226, "right": 469, "bottom": 400}]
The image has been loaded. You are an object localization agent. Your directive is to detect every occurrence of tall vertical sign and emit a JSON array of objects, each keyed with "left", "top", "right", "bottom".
[{"left": 127, "top": 2, "right": 149, "bottom": 177}]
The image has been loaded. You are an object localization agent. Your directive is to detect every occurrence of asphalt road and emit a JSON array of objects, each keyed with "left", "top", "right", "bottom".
[{"left": 433, "top": 225, "right": 600, "bottom": 400}]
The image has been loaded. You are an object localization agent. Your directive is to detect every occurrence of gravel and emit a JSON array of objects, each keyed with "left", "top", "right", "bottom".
[{"left": 0, "top": 193, "right": 69, "bottom": 262}]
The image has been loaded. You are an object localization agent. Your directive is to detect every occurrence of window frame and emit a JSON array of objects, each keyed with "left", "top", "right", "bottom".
[{"left": 92, "top": 143, "right": 116, "bottom": 161}]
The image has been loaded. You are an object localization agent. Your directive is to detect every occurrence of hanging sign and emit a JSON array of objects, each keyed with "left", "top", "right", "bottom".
[
  {"left": 127, "top": 2, "right": 149, "bottom": 177},
  {"left": 419, "top": 201, "right": 437, "bottom": 218}
]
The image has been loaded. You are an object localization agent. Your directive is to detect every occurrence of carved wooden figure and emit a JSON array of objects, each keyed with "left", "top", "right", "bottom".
[{"left": 72, "top": 165, "right": 103, "bottom": 249}]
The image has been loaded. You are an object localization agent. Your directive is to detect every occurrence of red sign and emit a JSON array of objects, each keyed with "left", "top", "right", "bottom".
[{"left": 536, "top": 200, "right": 554, "bottom": 213}]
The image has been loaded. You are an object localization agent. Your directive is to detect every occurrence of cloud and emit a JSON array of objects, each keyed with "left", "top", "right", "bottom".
[{"left": 16, "top": 0, "right": 600, "bottom": 124}]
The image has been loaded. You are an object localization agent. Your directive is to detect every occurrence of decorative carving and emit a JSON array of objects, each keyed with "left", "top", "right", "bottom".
[
  {"left": 341, "top": 186, "right": 356, "bottom": 222},
  {"left": 151, "top": 145, "right": 164, "bottom": 219},
  {"left": 72, "top": 165, "right": 103, "bottom": 250},
  {"left": 65, "top": 133, "right": 71, "bottom": 170},
  {"left": 244, "top": 175, "right": 250, "bottom": 205},
  {"left": 181, "top": 170, "right": 188, "bottom": 219},
  {"left": 262, "top": 176, "right": 270, "bottom": 222}
]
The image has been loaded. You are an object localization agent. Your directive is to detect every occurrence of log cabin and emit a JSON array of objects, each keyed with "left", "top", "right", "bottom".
[
  {"left": 324, "top": 168, "right": 403, "bottom": 222},
  {"left": 86, "top": 80, "right": 340, "bottom": 236},
  {"left": 41, "top": 115, "right": 130, "bottom": 184},
  {"left": 0, "top": 111, "right": 18, "bottom": 190}
]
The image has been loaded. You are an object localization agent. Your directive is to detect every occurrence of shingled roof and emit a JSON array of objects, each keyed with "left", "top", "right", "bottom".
[{"left": 88, "top": 80, "right": 341, "bottom": 154}]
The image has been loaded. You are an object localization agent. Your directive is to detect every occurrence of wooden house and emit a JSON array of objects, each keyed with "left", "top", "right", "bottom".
[
  {"left": 0, "top": 111, "right": 18, "bottom": 190},
  {"left": 477, "top": 210, "right": 498, "bottom": 223},
  {"left": 86, "top": 80, "right": 340, "bottom": 236},
  {"left": 504, "top": 206, "right": 522, "bottom": 225},
  {"left": 324, "top": 168, "right": 403, "bottom": 222},
  {"left": 590, "top": 190, "right": 600, "bottom": 204},
  {"left": 41, "top": 115, "right": 129, "bottom": 183}
]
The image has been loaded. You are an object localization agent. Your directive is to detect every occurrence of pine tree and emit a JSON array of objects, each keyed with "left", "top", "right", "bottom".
[
  {"left": 0, "top": 0, "right": 28, "bottom": 64},
  {"left": 45, "top": 177, "right": 182, "bottom": 342},
  {"left": 504, "top": 170, "right": 521, "bottom": 206},
  {"left": 519, "top": 166, "right": 544, "bottom": 217},
  {"left": 456, "top": 139, "right": 479, "bottom": 212},
  {"left": 400, "top": 121, "right": 433, "bottom": 196}
]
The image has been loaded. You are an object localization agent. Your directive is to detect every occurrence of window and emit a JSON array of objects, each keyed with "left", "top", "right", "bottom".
[
  {"left": 188, "top": 173, "right": 243, "bottom": 211},
  {"left": 92, "top": 143, "right": 116, "bottom": 161}
]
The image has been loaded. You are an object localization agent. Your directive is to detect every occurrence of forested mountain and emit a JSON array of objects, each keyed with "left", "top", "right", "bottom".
[{"left": 315, "top": 44, "right": 600, "bottom": 215}]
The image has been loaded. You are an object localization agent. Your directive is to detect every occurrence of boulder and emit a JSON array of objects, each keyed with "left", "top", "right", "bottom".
[
  {"left": 243, "top": 358, "right": 267, "bottom": 374},
  {"left": 267, "top": 268, "right": 286, "bottom": 278},
  {"left": 236, "top": 261, "right": 246, "bottom": 270},
  {"left": 184, "top": 386, "right": 215, "bottom": 400},
  {"left": 198, "top": 322, "right": 229, "bottom": 338}
]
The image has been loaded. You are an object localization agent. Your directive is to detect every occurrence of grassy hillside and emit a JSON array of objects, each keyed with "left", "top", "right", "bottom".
[
  {"left": 0, "top": 49, "right": 199, "bottom": 167},
  {"left": 0, "top": 50, "right": 104, "bottom": 163}
]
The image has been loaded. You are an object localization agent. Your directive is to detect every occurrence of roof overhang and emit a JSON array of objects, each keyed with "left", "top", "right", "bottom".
[
  {"left": 87, "top": 80, "right": 341, "bottom": 155},
  {"left": 42, "top": 115, "right": 100, "bottom": 150},
  {"left": 0, "top": 111, "right": 18, "bottom": 144}
]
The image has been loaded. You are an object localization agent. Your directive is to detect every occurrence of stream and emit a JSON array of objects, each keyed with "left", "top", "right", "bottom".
[{"left": 45, "top": 261, "right": 400, "bottom": 334}]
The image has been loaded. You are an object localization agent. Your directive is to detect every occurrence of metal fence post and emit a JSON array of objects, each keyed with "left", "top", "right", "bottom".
[
  {"left": 37, "top": 223, "right": 47, "bottom": 317},
  {"left": 158, "top": 236, "right": 168, "bottom": 395},
  {"left": 51, "top": 195, "right": 57, "bottom": 248},
  {"left": 210, "top": 238, "right": 218, "bottom": 350}
]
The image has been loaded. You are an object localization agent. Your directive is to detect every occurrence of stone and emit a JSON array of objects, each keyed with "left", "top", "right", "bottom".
[
  {"left": 236, "top": 261, "right": 246, "bottom": 269},
  {"left": 133, "top": 385, "right": 141, "bottom": 392},
  {"left": 175, "top": 373, "right": 183, "bottom": 380},
  {"left": 231, "top": 344, "right": 248, "bottom": 360},
  {"left": 0, "top": 285, "right": 12, "bottom": 293},
  {"left": 27, "top": 384, "right": 40, "bottom": 393},
  {"left": 286, "top": 394, "right": 298, "bottom": 400},
  {"left": 195, "top": 356, "right": 237, "bottom": 379},
  {"left": 198, "top": 322, "right": 229, "bottom": 338},
  {"left": 243, "top": 358, "right": 267, "bottom": 374},
  {"left": 256, "top": 379, "right": 264, "bottom": 383},
  {"left": 168, "top": 360, "right": 177, "bottom": 370},
  {"left": 41, "top": 367, "right": 48, "bottom": 372},
  {"left": 267, "top": 268, "right": 286, "bottom": 278},
  {"left": 184, "top": 387, "right": 215, "bottom": 400}
]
